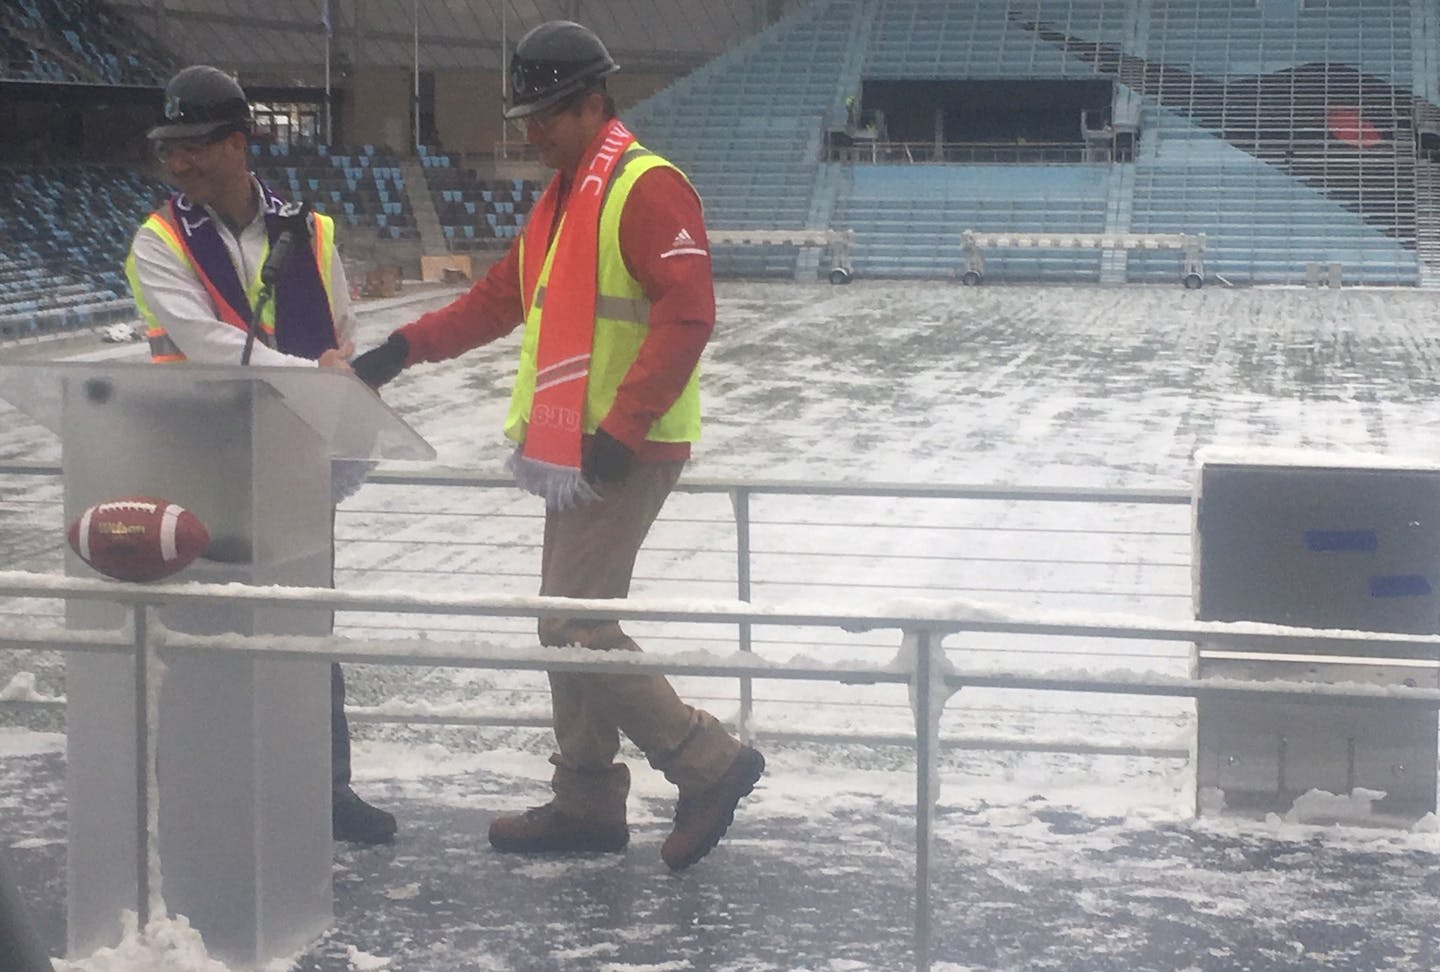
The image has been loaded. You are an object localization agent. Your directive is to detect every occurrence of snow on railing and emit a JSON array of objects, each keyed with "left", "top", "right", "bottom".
[
  {"left": 1, "top": 463, "right": 1198, "bottom": 757},
  {"left": 2, "top": 569, "right": 1440, "bottom": 971}
]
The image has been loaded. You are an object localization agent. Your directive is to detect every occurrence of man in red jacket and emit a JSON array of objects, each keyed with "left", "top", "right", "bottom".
[{"left": 352, "top": 20, "right": 763, "bottom": 872}]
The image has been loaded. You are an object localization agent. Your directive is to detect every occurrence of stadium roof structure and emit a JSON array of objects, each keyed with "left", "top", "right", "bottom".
[{"left": 109, "top": 0, "right": 800, "bottom": 86}]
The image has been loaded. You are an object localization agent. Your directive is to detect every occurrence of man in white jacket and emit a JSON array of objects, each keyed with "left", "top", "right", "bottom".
[{"left": 126, "top": 64, "right": 395, "bottom": 845}]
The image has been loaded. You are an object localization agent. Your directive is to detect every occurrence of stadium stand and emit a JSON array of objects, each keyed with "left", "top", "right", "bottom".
[
  {"left": 249, "top": 142, "right": 423, "bottom": 244},
  {"left": 0, "top": 0, "right": 172, "bottom": 85},
  {"left": 834, "top": 165, "right": 1109, "bottom": 280},
  {"left": 0, "top": 3, "right": 176, "bottom": 339},
  {"left": 629, "top": 0, "right": 860, "bottom": 277},
  {"left": 246, "top": 143, "right": 545, "bottom": 254},
  {"left": 3, "top": 0, "right": 1440, "bottom": 296},
  {"left": 417, "top": 146, "right": 543, "bottom": 252},
  {"left": 627, "top": 0, "right": 1437, "bottom": 285},
  {"left": 0, "top": 166, "right": 167, "bottom": 339},
  {"left": 1125, "top": 0, "right": 1420, "bottom": 284}
]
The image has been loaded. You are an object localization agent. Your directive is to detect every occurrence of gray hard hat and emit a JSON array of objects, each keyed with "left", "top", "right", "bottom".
[
  {"left": 504, "top": 20, "right": 619, "bottom": 120},
  {"left": 148, "top": 65, "right": 253, "bottom": 140}
]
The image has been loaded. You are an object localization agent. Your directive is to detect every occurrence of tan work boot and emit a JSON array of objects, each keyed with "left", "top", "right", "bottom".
[
  {"left": 488, "top": 803, "right": 629, "bottom": 854},
  {"left": 661, "top": 746, "right": 765, "bottom": 871}
]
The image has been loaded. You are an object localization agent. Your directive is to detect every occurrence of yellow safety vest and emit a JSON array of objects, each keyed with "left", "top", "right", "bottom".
[
  {"left": 504, "top": 146, "right": 703, "bottom": 445},
  {"left": 126, "top": 205, "right": 339, "bottom": 362}
]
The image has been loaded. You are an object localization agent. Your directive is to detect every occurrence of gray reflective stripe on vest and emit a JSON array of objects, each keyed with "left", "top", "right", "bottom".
[{"left": 533, "top": 285, "right": 649, "bottom": 325}]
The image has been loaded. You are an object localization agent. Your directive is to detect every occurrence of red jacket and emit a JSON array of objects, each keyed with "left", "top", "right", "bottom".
[{"left": 398, "top": 165, "right": 715, "bottom": 462}]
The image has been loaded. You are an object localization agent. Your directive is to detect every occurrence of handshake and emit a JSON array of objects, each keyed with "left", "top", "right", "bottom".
[
  {"left": 347, "top": 330, "right": 634, "bottom": 483},
  {"left": 350, "top": 333, "right": 409, "bottom": 389}
]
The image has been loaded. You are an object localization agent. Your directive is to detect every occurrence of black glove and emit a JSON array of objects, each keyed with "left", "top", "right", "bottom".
[
  {"left": 583, "top": 428, "right": 634, "bottom": 484},
  {"left": 351, "top": 333, "right": 409, "bottom": 389}
]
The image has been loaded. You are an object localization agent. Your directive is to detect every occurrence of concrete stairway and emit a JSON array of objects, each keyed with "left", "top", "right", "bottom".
[
  {"left": 1414, "top": 159, "right": 1440, "bottom": 290},
  {"left": 400, "top": 159, "right": 447, "bottom": 256}
]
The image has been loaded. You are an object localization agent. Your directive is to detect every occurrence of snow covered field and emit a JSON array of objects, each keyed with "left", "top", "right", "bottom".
[{"left": 3, "top": 280, "right": 1440, "bottom": 970}]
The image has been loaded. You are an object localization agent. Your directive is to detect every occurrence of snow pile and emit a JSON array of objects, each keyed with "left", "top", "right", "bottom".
[
  {"left": 1410, "top": 812, "right": 1440, "bottom": 834},
  {"left": 1280, "top": 786, "right": 1388, "bottom": 825},
  {"left": 0, "top": 671, "right": 59, "bottom": 703},
  {"left": 342, "top": 945, "right": 393, "bottom": 970},
  {"left": 52, "top": 913, "right": 228, "bottom": 972}
]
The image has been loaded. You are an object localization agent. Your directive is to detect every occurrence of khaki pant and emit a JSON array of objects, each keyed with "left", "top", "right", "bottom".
[{"left": 538, "top": 459, "right": 740, "bottom": 823}]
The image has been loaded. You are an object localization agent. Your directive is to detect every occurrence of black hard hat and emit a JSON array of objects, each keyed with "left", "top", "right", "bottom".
[
  {"left": 504, "top": 20, "right": 619, "bottom": 120},
  {"left": 148, "top": 65, "right": 253, "bottom": 141}
]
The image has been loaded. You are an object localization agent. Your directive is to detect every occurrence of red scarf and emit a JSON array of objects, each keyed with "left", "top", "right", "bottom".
[{"left": 509, "top": 118, "right": 636, "bottom": 509}]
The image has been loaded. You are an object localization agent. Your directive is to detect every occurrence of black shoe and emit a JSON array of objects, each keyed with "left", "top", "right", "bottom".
[{"left": 333, "top": 786, "right": 397, "bottom": 845}]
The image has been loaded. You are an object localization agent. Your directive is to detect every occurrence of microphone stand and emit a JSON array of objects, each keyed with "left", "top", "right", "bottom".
[{"left": 242, "top": 201, "right": 311, "bottom": 365}]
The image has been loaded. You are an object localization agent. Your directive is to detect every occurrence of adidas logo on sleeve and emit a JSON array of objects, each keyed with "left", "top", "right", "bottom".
[{"left": 661, "top": 227, "right": 708, "bottom": 259}]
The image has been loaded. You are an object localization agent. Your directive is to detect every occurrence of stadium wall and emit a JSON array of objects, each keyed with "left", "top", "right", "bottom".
[
  {"left": 341, "top": 66, "right": 412, "bottom": 152},
  {"left": 431, "top": 67, "right": 680, "bottom": 158}
]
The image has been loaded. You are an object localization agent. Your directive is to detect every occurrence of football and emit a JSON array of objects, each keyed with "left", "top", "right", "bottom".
[{"left": 66, "top": 496, "right": 210, "bottom": 582}]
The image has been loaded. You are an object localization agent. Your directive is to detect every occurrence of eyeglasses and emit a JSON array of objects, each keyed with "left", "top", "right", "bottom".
[
  {"left": 152, "top": 130, "right": 232, "bottom": 163},
  {"left": 506, "top": 95, "right": 583, "bottom": 137}
]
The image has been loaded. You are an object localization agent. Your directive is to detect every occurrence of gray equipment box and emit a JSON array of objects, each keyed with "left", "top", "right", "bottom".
[{"left": 1194, "top": 459, "right": 1440, "bottom": 824}]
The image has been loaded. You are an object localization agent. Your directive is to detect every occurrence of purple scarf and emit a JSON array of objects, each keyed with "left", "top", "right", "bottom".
[{"left": 169, "top": 180, "right": 336, "bottom": 360}]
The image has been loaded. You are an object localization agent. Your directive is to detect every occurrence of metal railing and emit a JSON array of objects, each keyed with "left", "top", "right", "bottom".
[
  {"left": 1, "top": 461, "right": 1201, "bottom": 753},
  {"left": 8, "top": 466, "right": 1440, "bottom": 966},
  {"left": 4, "top": 569, "right": 1440, "bottom": 970},
  {"left": 345, "top": 467, "right": 1199, "bottom": 745},
  {"left": 826, "top": 140, "right": 1103, "bottom": 165}
]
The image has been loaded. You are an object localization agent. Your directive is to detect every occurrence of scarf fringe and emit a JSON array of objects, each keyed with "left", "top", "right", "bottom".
[{"left": 507, "top": 448, "right": 599, "bottom": 511}]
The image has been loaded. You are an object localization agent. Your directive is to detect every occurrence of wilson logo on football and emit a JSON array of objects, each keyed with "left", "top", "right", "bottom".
[{"left": 67, "top": 496, "right": 210, "bottom": 582}]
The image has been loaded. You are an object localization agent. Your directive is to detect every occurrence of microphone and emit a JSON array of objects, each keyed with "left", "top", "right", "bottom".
[
  {"left": 243, "top": 200, "right": 311, "bottom": 364},
  {"left": 260, "top": 200, "right": 311, "bottom": 286}
]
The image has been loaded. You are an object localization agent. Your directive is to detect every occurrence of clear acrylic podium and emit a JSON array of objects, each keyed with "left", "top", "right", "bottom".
[{"left": 0, "top": 362, "right": 433, "bottom": 968}]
